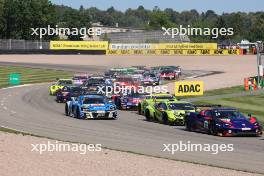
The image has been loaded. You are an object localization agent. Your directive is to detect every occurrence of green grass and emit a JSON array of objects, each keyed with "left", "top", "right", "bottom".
[
  {"left": 203, "top": 86, "right": 245, "bottom": 96},
  {"left": 0, "top": 66, "right": 74, "bottom": 88},
  {"left": 193, "top": 91, "right": 264, "bottom": 125},
  {"left": 177, "top": 85, "right": 246, "bottom": 100}
]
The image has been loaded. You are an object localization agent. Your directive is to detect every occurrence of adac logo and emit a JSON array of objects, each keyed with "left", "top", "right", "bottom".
[{"left": 175, "top": 81, "right": 204, "bottom": 96}]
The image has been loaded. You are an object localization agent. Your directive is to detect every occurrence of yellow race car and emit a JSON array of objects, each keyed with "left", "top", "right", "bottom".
[{"left": 49, "top": 79, "right": 73, "bottom": 96}]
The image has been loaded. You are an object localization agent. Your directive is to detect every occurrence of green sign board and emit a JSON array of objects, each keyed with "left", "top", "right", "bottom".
[{"left": 9, "top": 73, "right": 21, "bottom": 85}]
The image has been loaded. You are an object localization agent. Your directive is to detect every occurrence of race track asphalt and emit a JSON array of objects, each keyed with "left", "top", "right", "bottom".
[{"left": 0, "top": 84, "right": 263, "bottom": 174}]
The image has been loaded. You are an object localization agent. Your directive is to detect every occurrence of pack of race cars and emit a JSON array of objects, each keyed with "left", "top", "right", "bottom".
[{"left": 49, "top": 66, "right": 263, "bottom": 137}]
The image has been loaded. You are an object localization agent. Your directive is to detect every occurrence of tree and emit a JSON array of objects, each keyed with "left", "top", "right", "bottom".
[
  {"left": 148, "top": 8, "right": 172, "bottom": 29},
  {"left": 61, "top": 8, "right": 91, "bottom": 40},
  {"left": 0, "top": 0, "right": 4, "bottom": 38},
  {"left": 1, "top": 0, "right": 57, "bottom": 40},
  {"left": 0, "top": 2, "right": 264, "bottom": 42}
]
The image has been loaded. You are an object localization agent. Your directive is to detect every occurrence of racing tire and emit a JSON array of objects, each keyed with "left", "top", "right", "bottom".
[
  {"left": 138, "top": 104, "right": 142, "bottom": 115},
  {"left": 153, "top": 113, "right": 158, "bottom": 121},
  {"left": 65, "top": 104, "right": 69, "bottom": 116},
  {"left": 74, "top": 108, "right": 80, "bottom": 119},
  {"left": 162, "top": 113, "right": 169, "bottom": 125},
  {"left": 145, "top": 109, "right": 150, "bottom": 121},
  {"left": 186, "top": 121, "right": 191, "bottom": 131},
  {"left": 209, "top": 123, "right": 217, "bottom": 136},
  {"left": 116, "top": 99, "right": 122, "bottom": 110}
]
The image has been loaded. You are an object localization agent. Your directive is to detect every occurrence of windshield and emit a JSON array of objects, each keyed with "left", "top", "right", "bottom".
[
  {"left": 212, "top": 110, "right": 246, "bottom": 120},
  {"left": 116, "top": 77, "right": 134, "bottom": 83},
  {"left": 144, "top": 73, "right": 156, "bottom": 77},
  {"left": 87, "top": 79, "right": 105, "bottom": 85},
  {"left": 58, "top": 80, "right": 72, "bottom": 85},
  {"left": 83, "top": 98, "right": 105, "bottom": 104},
  {"left": 71, "top": 87, "right": 82, "bottom": 92},
  {"left": 161, "top": 70, "right": 174, "bottom": 74},
  {"left": 168, "top": 103, "right": 195, "bottom": 110},
  {"left": 73, "top": 76, "right": 87, "bottom": 80}
]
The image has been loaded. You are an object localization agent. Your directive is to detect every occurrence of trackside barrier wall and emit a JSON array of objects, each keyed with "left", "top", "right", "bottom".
[
  {"left": 48, "top": 41, "right": 240, "bottom": 55},
  {"left": 50, "top": 41, "right": 109, "bottom": 50},
  {"left": 106, "top": 49, "right": 240, "bottom": 55},
  {"left": 109, "top": 43, "right": 218, "bottom": 50}
]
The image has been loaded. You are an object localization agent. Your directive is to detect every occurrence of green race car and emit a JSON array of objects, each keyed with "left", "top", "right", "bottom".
[
  {"left": 138, "top": 93, "right": 177, "bottom": 115},
  {"left": 139, "top": 96, "right": 195, "bottom": 125},
  {"left": 49, "top": 79, "right": 73, "bottom": 96}
]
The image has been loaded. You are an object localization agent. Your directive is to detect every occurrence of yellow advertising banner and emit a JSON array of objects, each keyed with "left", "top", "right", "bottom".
[
  {"left": 175, "top": 81, "right": 204, "bottom": 96},
  {"left": 109, "top": 43, "right": 217, "bottom": 50},
  {"left": 50, "top": 41, "right": 109, "bottom": 50},
  {"left": 157, "top": 43, "right": 217, "bottom": 50},
  {"left": 106, "top": 49, "right": 240, "bottom": 55}
]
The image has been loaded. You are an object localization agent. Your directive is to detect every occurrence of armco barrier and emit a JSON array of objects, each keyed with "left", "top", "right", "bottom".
[{"left": 106, "top": 49, "right": 240, "bottom": 55}]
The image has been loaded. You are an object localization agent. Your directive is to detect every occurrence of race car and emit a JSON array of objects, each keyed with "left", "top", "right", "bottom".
[
  {"left": 163, "top": 66, "right": 182, "bottom": 76},
  {"left": 114, "top": 92, "right": 149, "bottom": 110},
  {"left": 158, "top": 69, "right": 179, "bottom": 80},
  {"left": 109, "top": 67, "right": 138, "bottom": 76},
  {"left": 83, "top": 76, "right": 107, "bottom": 92},
  {"left": 143, "top": 100, "right": 195, "bottom": 125},
  {"left": 185, "top": 106, "right": 263, "bottom": 137},
  {"left": 65, "top": 94, "right": 118, "bottom": 120},
  {"left": 56, "top": 85, "right": 83, "bottom": 103},
  {"left": 114, "top": 76, "right": 140, "bottom": 87},
  {"left": 72, "top": 73, "right": 91, "bottom": 85},
  {"left": 141, "top": 72, "right": 160, "bottom": 86},
  {"left": 138, "top": 93, "right": 178, "bottom": 115},
  {"left": 49, "top": 79, "right": 73, "bottom": 96},
  {"left": 152, "top": 66, "right": 182, "bottom": 76}
]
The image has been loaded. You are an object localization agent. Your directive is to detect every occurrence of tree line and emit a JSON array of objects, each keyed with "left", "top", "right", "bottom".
[{"left": 0, "top": 0, "right": 263, "bottom": 42}]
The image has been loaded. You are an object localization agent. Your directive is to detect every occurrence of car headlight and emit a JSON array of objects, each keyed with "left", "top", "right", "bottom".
[
  {"left": 81, "top": 107, "right": 90, "bottom": 111},
  {"left": 110, "top": 106, "right": 116, "bottom": 110}
]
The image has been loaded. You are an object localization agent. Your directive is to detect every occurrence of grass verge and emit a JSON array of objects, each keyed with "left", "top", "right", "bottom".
[{"left": 0, "top": 66, "right": 73, "bottom": 88}]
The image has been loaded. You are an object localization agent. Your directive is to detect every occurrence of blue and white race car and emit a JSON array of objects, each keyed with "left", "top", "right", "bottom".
[{"left": 65, "top": 94, "right": 118, "bottom": 120}]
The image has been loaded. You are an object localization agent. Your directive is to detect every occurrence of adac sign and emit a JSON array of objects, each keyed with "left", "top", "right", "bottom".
[{"left": 175, "top": 81, "right": 204, "bottom": 96}]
